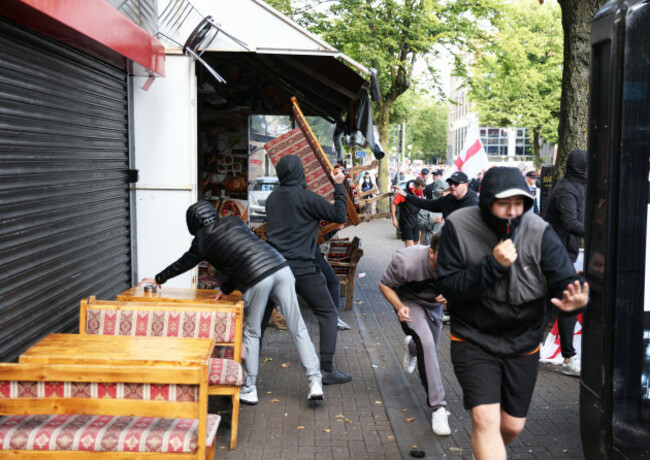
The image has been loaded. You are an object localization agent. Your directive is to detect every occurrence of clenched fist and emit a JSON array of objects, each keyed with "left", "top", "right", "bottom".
[{"left": 493, "top": 239, "right": 517, "bottom": 267}]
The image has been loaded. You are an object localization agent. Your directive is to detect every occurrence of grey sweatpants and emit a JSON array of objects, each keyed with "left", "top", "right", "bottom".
[
  {"left": 241, "top": 266, "right": 321, "bottom": 388},
  {"left": 401, "top": 301, "right": 446, "bottom": 410}
]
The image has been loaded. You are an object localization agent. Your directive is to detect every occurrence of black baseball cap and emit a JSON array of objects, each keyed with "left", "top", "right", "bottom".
[
  {"left": 446, "top": 171, "right": 469, "bottom": 185},
  {"left": 421, "top": 168, "right": 430, "bottom": 175},
  {"left": 525, "top": 171, "right": 538, "bottom": 178}
]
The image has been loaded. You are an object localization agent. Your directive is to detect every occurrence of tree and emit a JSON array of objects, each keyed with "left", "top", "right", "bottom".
[
  {"left": 266, "top": 0, "right": 499, "bottom": 211},
  {"left": 390, "top": 90, "right": 448, "bottom": 160},
  {"left": 467, "top": 0, "right": 562, "bottom": 168},
  {"left": 541, "top": 0, "right": 607, "bottom": 181}
]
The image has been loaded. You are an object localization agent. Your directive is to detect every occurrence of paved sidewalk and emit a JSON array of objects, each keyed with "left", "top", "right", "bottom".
[{"left": 215, "top": 219, "right": 584, "bottom": 459}]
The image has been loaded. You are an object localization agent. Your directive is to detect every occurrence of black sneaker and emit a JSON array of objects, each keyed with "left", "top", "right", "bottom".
[{"left": 322, "top": 369, "right": 352, "bottom": 385}]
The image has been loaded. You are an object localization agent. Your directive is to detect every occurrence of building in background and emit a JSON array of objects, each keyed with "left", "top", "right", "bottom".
[{"left": 447, "top": 76, "right": 554, "bottom": 169}]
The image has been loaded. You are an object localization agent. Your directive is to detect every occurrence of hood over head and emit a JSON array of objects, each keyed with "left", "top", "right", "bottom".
[
  {"left": 186, "top": 201, "right": 218, "bottom": 236},
  {"left": 479, "top": 167, "right": 534, "bottom": 239},
  {"left": 431, "top": 177, "right": 447, "bottom": 197},
  {"left": 276, "top": 155, "right": 307, "bottom": 188},
  {"left": 565, "top": 149, "right": 587, "bottom": 183}
]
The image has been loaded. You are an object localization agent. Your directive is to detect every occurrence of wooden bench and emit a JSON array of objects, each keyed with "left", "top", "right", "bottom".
[
  {"left": 326, "top": 236, "right": 363, "bottom": 310},
  {"left": 0, "top": 357, "right": 217, "bottom": 457},
  {"left": 116, "top": 286, "right": 242, "bottom": 303},
  {"left": 80, "top": 296, "right": 244, "bottom": 449}
]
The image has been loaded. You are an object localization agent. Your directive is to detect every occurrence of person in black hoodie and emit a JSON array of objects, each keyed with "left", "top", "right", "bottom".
[
  {"left": 140, "top": 201, "right": 324, "bottom": 405},
  {"left": 391, "top": 177, "right": 427, "bottom": 247},
  {"left": 545, "top": 149, "right": 587, "bottom": 377},
  {"left": 265, "top": 155, "right": 352, "bottom": 385},
  {"left": 436, "top": 167, "right": 589, "bottom": 460},
  {"left": 394, "top": 171, "right": 479, "bottom": 220}
]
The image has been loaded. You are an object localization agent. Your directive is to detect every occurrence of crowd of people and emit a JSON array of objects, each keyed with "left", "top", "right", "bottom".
[{"left": 140, "top": 153, "right": 589, "bottom": 460}]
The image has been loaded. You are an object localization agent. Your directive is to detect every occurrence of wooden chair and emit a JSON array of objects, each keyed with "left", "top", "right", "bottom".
[
  {"left": 326, "top": 236, "right": 363, "bottom": 310},
  {"left": 0, "top": 361, "right": 217, "bottom": 458},
  {"left": 80, "top": 296, "right": 244, "bottom": 449}
]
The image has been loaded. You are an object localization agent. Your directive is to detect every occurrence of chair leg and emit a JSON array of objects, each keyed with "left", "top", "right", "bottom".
[
  {"left": 346, "top": 275, "right": 355, "bottom": 310},
  {"left": 230, "top": 390, "right": 240, "bottom": 449},
  {"left": 206, "top": 441, "right": 216, "bottom": 459}
]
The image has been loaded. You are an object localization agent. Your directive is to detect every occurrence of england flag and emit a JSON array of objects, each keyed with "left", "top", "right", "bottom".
[{"left": 449, "top": 122, "right": 490, "bottom": 180}]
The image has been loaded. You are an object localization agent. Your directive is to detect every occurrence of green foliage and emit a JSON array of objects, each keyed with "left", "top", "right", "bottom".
[
  {"left": 467, "top": 0, "right": 562, "bottom": 147},
  {"left": 389, "top": 90, "right": 447, "bottom": 159}
]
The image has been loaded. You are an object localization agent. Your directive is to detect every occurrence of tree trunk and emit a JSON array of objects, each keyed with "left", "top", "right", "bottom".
[
  {"left": 555, "top": 0, "right": 607, "bottom": 184},
  {"left": 376, "top": 95, "right": 397, "bottom": 213},
  {"left": 532, "top": 129, "right": 542, "bottom": 169}
]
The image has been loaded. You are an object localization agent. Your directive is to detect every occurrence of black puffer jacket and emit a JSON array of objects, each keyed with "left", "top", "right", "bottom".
[
  {"left": 545, "top": 149, "right": 586, "bottom": 262},
  {"left": 266, "top": 155, "right": 346, "bottom": 272},
  {"left": 155, "top": 202, "right": 287, "bottom": 293}
]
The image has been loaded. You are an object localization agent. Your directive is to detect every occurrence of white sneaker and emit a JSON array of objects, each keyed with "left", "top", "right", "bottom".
[
  {"left": 307, "top": 379, "right": 324, "bottom": 401},
  {"left": 562, "top": 356, "right": 581, "bottom": 377},
  {"left": 402, "top": 336, "right": 417, "bottom": 374},
  {"left": 431, "top": 407, "right": 451, "bottom": 436},
  {"left": 239, "top": 386, "right": 258, "bottom": 405}
]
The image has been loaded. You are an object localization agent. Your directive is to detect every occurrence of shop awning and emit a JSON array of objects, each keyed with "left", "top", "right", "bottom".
[
  {"left": 158, "top": 0, "right": 369, "bottom": 120},
  {"left": 2, "top": 0, "right": 165, "bottom": 77}
]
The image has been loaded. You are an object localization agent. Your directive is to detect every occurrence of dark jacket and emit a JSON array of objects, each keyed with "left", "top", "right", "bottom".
[
  {"left": 155, "top": 203, "right": 287, "bottom": 294},
  {"left": 436, "top": 167, "right": 580, "bottom": 356},
  {"left": 397, "top": 179, "right": 423, "bottom": 230},
  {"left": 545, "top": 149, "right": 587, "bottom": 262},
  {"left": 266, "top": 155, "right": 347, "bottom": 273},
  {"left": 405, "top": 188, "right": 478, "bottom": 219}
]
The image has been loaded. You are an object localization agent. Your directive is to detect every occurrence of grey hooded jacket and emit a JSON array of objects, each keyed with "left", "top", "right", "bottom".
[{"left": 437, "top": 167, "right": 580, "bottom": 356}]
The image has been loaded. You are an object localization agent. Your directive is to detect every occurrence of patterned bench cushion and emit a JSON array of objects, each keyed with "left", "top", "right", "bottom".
[
  {"left": 209, "top": 358, "right": 243, "bottom": 386},
  {"left": 0, "top": 414, "right": 220, "bottom": 452},
  {"left": 0, "top": 382, "right": 197, "bottom": 402},
  {"left": 86, "top": 309, "right": 236, "bottom": 343}
]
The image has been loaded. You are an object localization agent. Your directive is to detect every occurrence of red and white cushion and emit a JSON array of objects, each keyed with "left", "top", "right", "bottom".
[
  {"left": 0, "top": 382, "right": 198, "bottom": 402},
  {"left": 208, "top": 358, "right": 243, "bottom": 386},
  {"left": 85, "top": 309, "right": 236, "bottom": 343},
  {"left": 0, "top": 414, "right": 220, "bottom": 452}
]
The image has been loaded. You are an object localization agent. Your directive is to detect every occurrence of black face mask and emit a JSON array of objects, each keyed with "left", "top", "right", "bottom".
[{"left": 480, "top": 206, "right": 524, "bottom": 241}]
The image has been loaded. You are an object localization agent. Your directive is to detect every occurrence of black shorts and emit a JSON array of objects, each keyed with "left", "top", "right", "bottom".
[
  {"left": 450, "top": 340, "right": 539, "bottom": 418},
  {"left": 400, "top": 226, "right": 419, "bottom": 242}
]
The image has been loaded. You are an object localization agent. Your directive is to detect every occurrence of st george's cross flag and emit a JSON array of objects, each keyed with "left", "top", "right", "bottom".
[{"left": 449, "top": 122, "right": 490, "bottom": 180}]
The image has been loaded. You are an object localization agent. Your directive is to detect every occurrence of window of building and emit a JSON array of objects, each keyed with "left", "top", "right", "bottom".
[{"left": 480, "top": 126, "right": 509, "bottom": 156}]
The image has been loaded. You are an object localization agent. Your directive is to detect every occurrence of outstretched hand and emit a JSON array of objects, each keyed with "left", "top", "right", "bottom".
[
  {"left": 391, "top": 185, "right": 406, "bottom": 197},
  {"left": 397, "top": 306, "right": 411, "bottom": 322},
  {"left": 139, "top": 278, "right": 160, "bottom": 288},
  {"left": 331, "top": 168, "right": 346, "bottom": 184},
  {"left": 551, "top": 280, "right": 589, "bottom": 312}
]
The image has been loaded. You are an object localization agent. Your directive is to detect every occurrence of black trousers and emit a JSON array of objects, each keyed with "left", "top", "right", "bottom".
[
  {"left": 261, "top": 264, "right": 339, "bottom": 368},
  {"left": 558, "top": 312, "right": 578, "bottom": 359},
  {"left": 315, "top": 249, "right": 341, "bottom": 311}
]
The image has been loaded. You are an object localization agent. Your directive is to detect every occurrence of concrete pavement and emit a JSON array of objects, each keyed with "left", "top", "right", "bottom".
[{"left": 214, "top": 218, "right": 584, "bottom": 459}]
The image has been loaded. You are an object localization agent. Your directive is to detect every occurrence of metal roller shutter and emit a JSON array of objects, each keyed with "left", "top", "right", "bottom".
[{"left": 0, "top": 16, "right": 133, "bottom": 361}]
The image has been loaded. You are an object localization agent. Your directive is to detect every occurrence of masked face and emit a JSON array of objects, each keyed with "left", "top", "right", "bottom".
[{"left": 490, "top": 196, "right": 525, "bottom": 219}]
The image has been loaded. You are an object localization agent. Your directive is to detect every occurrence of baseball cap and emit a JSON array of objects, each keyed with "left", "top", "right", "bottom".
[
  {"left": 446, "top": 171, "right": 469, "bottom": 184},
  {"left": 433, "top": 169, "right": 444, "bottom": 176},
  {"left": 421, "top": 168, "right": 430, "bottom": 175},
  {"left": 495, "top": 188, "right": 535, "bottom": 200},
  {"left": 525, "top": 171, "right": 538, "bottom": 178}
]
